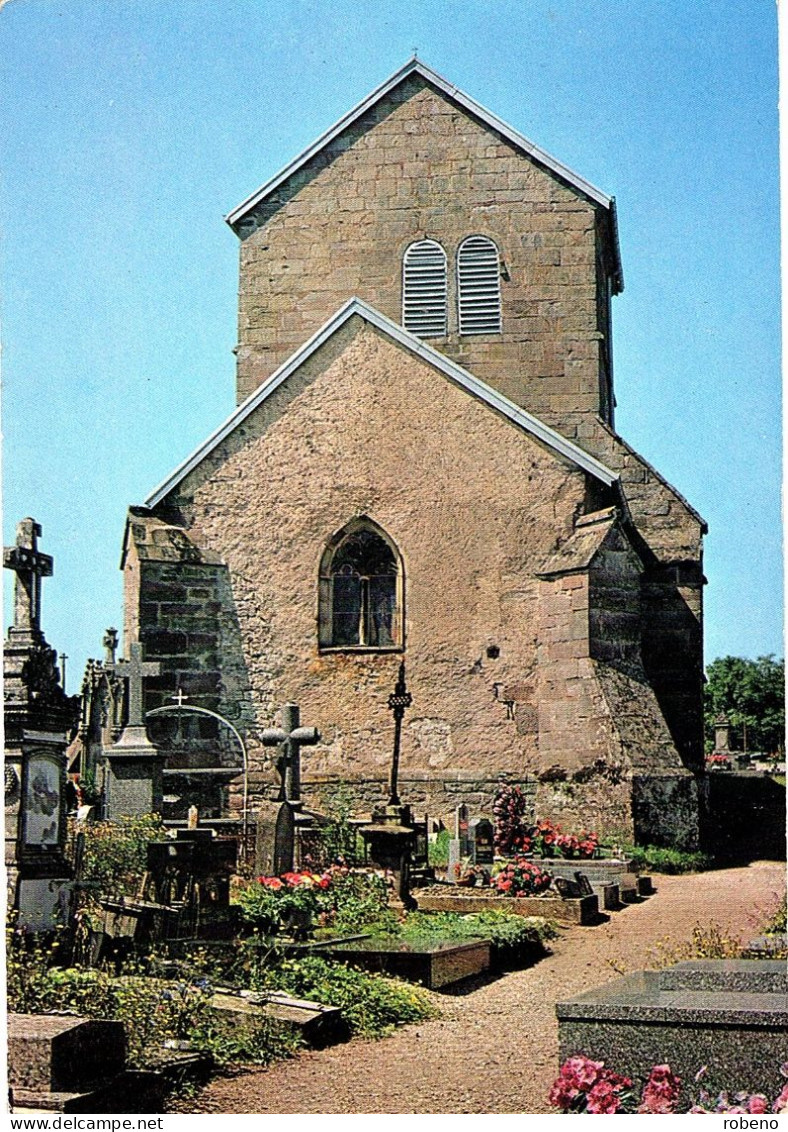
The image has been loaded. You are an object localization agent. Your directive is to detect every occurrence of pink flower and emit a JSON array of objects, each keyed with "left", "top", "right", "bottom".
[
  {"left": 587, "top": 1080, "right": 621, "bottom": 1114},
  {"left": 772, "top": 1084, "right": 788, "bottom": 1114},
  {"left": 748, "top": 1095, "right": 768, "bottom": 1114},
  {"left": 639, "top": 1065, "right": 681, "bottom": 1114}
]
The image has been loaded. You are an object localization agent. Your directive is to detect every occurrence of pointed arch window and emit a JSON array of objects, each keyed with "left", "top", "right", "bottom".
[
  {"left": 402, "top": 239, "right": 448, "bottom": 338},
  {"left": 457, "top": 235, "right": 502, "bottom": 335},
  {"left": 319, "top": 521, "right": 403, "bottom": 650}
]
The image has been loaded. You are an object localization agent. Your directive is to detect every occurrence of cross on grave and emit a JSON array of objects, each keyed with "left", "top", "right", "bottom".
[
  {"left": 262, "top": 702, "right": 321, "bottom": 806},
  {"left": 116, "top": 642, "right": 161, "bottom": 729},
  {"left": 3, "top": 518, "right": 53, "bottom": 638}
]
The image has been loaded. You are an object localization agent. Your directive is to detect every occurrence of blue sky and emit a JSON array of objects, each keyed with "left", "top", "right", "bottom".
[{"left": 1, "top": 0, "right": 781, "bottom": 691}]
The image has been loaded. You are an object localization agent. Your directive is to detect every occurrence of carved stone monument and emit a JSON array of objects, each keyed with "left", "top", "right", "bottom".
[
  {"left": 102, "top": 642, "right": 165, "bottom": 818},
  {"left": 3, "top": 519, "right": 78, "bottom": 928}
]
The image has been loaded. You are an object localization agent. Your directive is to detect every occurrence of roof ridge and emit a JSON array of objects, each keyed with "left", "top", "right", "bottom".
[
  {"left": 225, "top": 60, "right": 622, "bottom": 291},
  {"left": 143, "top": 298, "right": 619, "bottom": 508}
]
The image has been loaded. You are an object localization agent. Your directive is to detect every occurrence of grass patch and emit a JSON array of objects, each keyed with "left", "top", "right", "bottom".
[{"left": 625, "top": 845, "right": 713, "bottom": 874}]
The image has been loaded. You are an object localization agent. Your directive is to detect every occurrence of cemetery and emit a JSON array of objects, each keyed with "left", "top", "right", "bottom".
[{"left": 3, "top": 515, "right": 786, "bottom": 1114}]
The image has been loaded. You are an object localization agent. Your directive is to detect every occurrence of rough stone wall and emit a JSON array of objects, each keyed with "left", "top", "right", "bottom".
[
  {"left": 150, "top": 318, "right": 591, "bottom": 825},
  {"left": 122, "top": 515, "right": 254, "bottom": 770},
  {"left": 581, "top": 425, "right": 706, "bottom": 771},
  {"left": 234, "top": 74, "right": 611, "bottom": 439}
]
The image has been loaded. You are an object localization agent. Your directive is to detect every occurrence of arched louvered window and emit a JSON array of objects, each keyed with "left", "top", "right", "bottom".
[
  {"left": 457, "top": 235, "right": 502, "bottom": 335},
  {"left": 402, "top": 240, "right": 448, "bottom": 338},
  {"left": 319, "top": 519, "right": 403, "bottom": 650}
]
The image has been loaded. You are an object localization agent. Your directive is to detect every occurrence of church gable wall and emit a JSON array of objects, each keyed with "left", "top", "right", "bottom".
[
  {"left": 236, "top": 76, "right": 605, "bottom": 437},
  {"left": 161, "top": 321, "right": 590, "bottom": 792}
]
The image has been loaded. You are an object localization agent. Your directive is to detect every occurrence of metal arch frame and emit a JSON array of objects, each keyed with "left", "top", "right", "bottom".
[{"left": 146, "top": 704, "right": 249, "bottom": 851}]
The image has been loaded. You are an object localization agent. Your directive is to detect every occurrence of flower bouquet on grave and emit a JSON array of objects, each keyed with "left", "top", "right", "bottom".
[{"left": 489, "top": 856, "right": 552, "bottom": 896}]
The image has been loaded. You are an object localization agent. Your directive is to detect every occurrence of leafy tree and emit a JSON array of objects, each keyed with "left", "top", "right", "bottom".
[{"left": 704, "top": 655, "right": 785, "bottom": 755}]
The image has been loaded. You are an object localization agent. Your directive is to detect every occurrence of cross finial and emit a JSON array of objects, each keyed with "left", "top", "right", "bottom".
[
  {"left": 171, "top": 688, "right": 189, "bottom": 709},
  {"left": 3, "top": 517, "right": 53, "bottom": 636}
]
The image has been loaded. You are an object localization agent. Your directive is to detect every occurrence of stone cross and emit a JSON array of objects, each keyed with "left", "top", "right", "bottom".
[
  {"left": 262, "top": 702, "right": 320, "bottom": 805},
  {"left": 116, "top": 642, "right": 161, "bottom": 728},
  {"left": 103, "top": 627, "right": 119, "bottom": 667},
  {"left": 3, "top": 518, "right": 53, "bottom": 636},
  {"left": 386, "top": 660, "right": 412, "bottom": 807}
]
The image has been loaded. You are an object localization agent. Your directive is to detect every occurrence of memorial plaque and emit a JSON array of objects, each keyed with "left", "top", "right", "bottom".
[
  {"left": 21, "top": 747, "right": 64, "bottom": 850},
  {"left": 574, "top": 872, "right": 594, "bottom": 897}
]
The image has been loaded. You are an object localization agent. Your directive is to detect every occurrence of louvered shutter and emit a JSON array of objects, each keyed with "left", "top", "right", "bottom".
[
  {"left": 402, "top": 240, "right": 447, "bottom": 337},
  {"left": 457, "top": 236, "right": 502, "bottom": 334}
]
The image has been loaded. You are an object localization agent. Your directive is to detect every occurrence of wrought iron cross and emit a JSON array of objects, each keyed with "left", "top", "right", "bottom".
[
  {"left": 116, "top": 642, "right": 161, "bottom": 729},
  {"left": 387, "top": 660, "right": 412, "bottom": 806},
  {"left": 262, "top": 702, "right": 321, "bottom": 804},
  {"left": 3, "top": 518, "right": 53, "bottom": 635}
]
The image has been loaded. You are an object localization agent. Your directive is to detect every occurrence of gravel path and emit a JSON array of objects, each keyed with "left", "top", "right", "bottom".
[{"left": 179, "top": 862, "right": 784, "bottom": 1114}]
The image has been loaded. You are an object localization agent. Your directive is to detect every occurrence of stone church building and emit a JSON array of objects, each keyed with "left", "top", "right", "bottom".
[{"left": 122, "top": 60, "right": 706, "bottom": 848}]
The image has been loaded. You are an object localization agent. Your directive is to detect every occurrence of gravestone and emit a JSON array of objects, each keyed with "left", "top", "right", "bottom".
[
  {"left": 8, "top": 1014, "right": 164, "bottom": 1113},
  {"left": 574, "top": 872, "right": 594, "bottom": 897},
  {"left": 469, "top": 817, "right": 494, "bottom": 864},
  {"left": 274, "top": 800, "right": 296, "bottom": 876},
  {"left": 103, "top": 642, "right": 165, "bottom": 818},
  {"left": 261, "top": 701, "right": 321, "bottom": 873},
  {"left": 446, "top": 803, "right": 472, "bottom": 878}
]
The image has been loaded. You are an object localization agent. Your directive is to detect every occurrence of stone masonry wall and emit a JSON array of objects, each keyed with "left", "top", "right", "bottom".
[
  {"left": 155, "top": 318, "right": 591, "bottom": 821},
  {"left": 234, "top": 74, "right": 610, "bottom": 439}
]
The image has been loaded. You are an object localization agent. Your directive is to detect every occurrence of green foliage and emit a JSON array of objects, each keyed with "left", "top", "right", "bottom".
[
  {"left": 187, "top": 1012, "right": 303, "bottom": 1067},
  {"left": 317, "top": 781, "right": 363, "bottom": 865},
  {"left": 428, "top": 828, "right": 450, "bottom": 867},
  {"left": 396, "top": 911, "right": 557, "bottom": 967},
  {"left": 255, "top": 955, "right": 435, "bottom": 1038},
  {"left": 625, "top": 844, "right": 713, "bottom": 874},
  {"left": 236, "top": 868, "right": 392, "bottom": 938},
  {"left": 322, "top": 869, "right": 391, "bottom": 933},
  {"left": 704, "top": 654, "right": 785, "bottom": 755},
  {"left": 650, "top": 922, "right": 743, "bottom": 967},
  {"left": 73, "top": 813, "right": 167, "bottom": 897},
  {"left": 6, "top": 927, "right": 213, "bottom": 1069}
]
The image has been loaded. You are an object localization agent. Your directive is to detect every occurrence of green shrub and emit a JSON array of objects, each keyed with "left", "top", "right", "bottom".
[
  {"left": 187, "top": 1011, "right": 303, "bottom": 1067},
  {"left": 763, "top": 893, "right": 787, "bottom": 935},
  {"left": 72, "top": 813, "right": 167, "bottom": 897},
  {"left": 428, "top": 829, "right": 450, "bottom": 867},
  {"left": 255, "top": 955, "right": 435, "bottom": 1038},
  {"left": 625, "top": 845, "right": 713, "bottom": 874}
]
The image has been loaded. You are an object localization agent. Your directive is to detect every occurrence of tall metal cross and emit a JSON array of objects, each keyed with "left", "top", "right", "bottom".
[
  {"left": 262, "top": 702, "right": 320, "bottom": 804},
  {"left": 3, "top": 518, "right": 53, "bottom": 635},
  {"left": 387, "top": 660, "right": 412, "bottom": 806},
  {"left": 116, "top": 642, "right": 161, "bottom": 728}
]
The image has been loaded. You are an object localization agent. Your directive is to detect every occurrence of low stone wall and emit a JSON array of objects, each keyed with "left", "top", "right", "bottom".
[{"left": 414, "top": 887, "right": 598, "bottom": 925}]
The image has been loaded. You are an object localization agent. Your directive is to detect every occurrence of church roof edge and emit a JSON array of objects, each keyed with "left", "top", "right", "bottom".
[
  {"left": 224, "top": 59, "right": 623, "bottom": 291},
  {"left": 143, "top": 298, "right": 619, "bottom": 509}
]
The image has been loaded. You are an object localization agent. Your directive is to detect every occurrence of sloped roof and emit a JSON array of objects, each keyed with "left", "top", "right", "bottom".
[
  {"left": 537, "top": 508, "right": 642, "bottom": 578},
  {"left": 225, "top": 58, "right": 623, "bottom": 292},
  {"left": 144, "top": 298, "right": 618, "bottom": 509}
]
